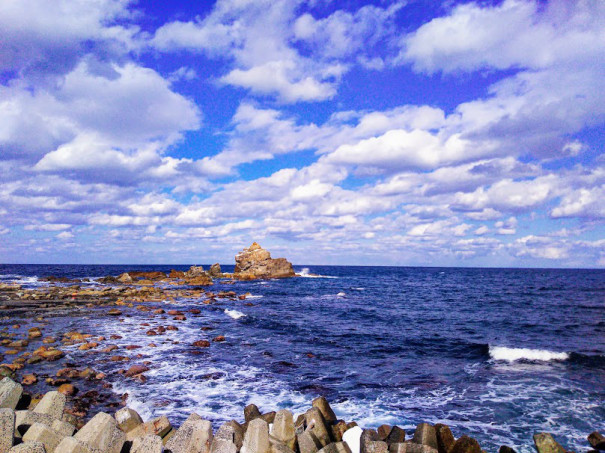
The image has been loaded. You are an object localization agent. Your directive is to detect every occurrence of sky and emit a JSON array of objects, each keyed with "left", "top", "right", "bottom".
[{"left": 0, "top": 0, "right": 604, "bottom": 267}]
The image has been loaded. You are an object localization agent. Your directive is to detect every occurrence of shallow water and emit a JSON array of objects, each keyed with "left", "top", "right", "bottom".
[{"left": 1, "top": 265, "right": 604, "bottom": 453}]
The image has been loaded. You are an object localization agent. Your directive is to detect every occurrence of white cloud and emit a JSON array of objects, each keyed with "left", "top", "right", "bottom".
[
  {"left": 0, "top": 0, "right": 138, "bottom": 74},
  {"left": 551, "top": 186, "right": 605, "bottom": 218},
  {"left": 221, "top": 60, "right": 339, "bottom": 102},
  {"left": 151, "top": 0, "right": 402, "bottom": 102},
  {"left": 401, "top": 0, "right": 604, "bottom": 74}
]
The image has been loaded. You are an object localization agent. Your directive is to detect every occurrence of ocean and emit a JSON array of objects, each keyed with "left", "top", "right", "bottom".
[{"left": 1, "top": 264, "right": 603, "bottom": 453}]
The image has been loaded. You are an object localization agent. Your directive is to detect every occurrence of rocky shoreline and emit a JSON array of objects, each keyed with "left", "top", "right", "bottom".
[
  {"left": 0, "top": 245, "right": 601, "bottom": 452},
  {"left": 1, "top": 378, "right": 603, "bottom": 453}
]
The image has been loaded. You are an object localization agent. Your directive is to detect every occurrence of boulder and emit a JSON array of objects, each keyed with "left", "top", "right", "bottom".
[
  {"left": 533, "top": 433, "right": 565, "bottom": 453},
  {"left": 0, "top": 378, "right": 22, "bottom": 410},
  {"left": 434, "top": 425, "right": 454, "bottom": 453},
  {"left": 22, "top": 422, "right": 64, "bottom": 453},
  {"left": 165, "top": 413, "right": 213, "bottom": 453},
  {"left": 117, "top": 273, "right": 133, "bottom": 283},
  {"left": 208, "top": 264, "right": 223, "bottom": 278},
  {"left": 588, "top": 432, "right": 605, "bottom": 450},
  {"left": 450, "top": 436, "right": 481, "bottom": 453},
  {"left": 233, "top": 243, "right": 295, "bottom": 280},
  {"left": 412, "top": 424, "right": 438, "bottom": 450},
  {"left": 75, "top": 412, "right": 125, "bottom": 453},
  {"left": 114, "top": 407, "right": 143, "bottom": 433},
  {"left": 0, "top": 408, "right": 15, "bottom": 453},
  {"left": 185, "top": 266, "right": 206, "bottom": 278},
  {"left": 242, "top": 418, "right": 271, "bottom": 453},
  {"left": 8, "top": 442, "right": 46, "bottom": 453},
  {"left": 132, "top": 435, "right": 163, "bottom": 453},
  {"left": 33, "top": 391, "right": 65, "bottom": 421}
]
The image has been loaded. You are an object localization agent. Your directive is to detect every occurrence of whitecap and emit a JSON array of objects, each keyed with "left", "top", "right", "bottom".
[
  {"left": 489, "top": 345, "right": 569, "bottom": 362},
  {"left": 337, "top": 292, "right": 346, "bottom": 297},
  {"left": 297, "top": 268, "right": 338, "bottom": 279},
  {"left": 225, "top": 309, "right": 246, "bottom": 319}
]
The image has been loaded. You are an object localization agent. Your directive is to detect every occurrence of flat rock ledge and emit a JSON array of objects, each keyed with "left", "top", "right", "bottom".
[{"left": 1, "top": 378, "right": 599, "bottom": 453}]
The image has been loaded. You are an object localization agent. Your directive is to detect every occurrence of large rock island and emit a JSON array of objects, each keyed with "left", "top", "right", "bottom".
[{"left": 233, "top": 242, "right": 296, "bottom": 280}]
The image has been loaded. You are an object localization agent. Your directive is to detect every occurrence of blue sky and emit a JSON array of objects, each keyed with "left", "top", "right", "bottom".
[{"left": 0, "top": 0, "right": 603, "bottom": 267}]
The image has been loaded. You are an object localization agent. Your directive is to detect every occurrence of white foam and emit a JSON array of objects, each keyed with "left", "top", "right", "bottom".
[
  {"left": 225, "top": 309, "right": 246, "bottom": 319},
  {"left": 337, "top": 292, "right": 346, "bottom": 297},
  {"left": 489, "top": 345, "right": 569, "bottom": 362},
  {"left": 246, "top": 295, "right": 264, "bottom": 299},
  {"left": 297, "top": 268, "right": 338, "bottom": 279}
]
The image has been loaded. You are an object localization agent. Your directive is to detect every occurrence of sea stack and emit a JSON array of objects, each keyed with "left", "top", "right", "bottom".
[{"left": 233, "top": 242, "right": 295, "bottom": 280}]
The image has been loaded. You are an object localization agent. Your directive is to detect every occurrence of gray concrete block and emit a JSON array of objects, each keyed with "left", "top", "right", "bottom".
[
  {"left": 33, "top": 392, "right": 65, "bottom": 421},
  {"left": 131, "top": 434, "right": 163, "bottom": 453},
  {"left": 22, "top": 422, "right": 64, "bottom": 453},
  {"left": 0, "top": 379, "right": 22, "bottom": 411},
  {"left": 0, "top": 408, "right": 15, "bottom": 453}
]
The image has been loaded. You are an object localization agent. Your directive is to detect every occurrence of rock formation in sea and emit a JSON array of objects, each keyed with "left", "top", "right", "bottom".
[{"left": 233, "top": 242, "right": 296, "bottom": 280}]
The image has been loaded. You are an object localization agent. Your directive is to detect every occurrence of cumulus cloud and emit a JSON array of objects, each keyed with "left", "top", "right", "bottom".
[
  {"left": 0, "top": 0, "right": 138, "bottom": 76},
  {"left": 401, "top": 0, "right": 604, "bottom": 73},
  {"left": 151, "top": 0, "right": 403, "bottom": 102}
]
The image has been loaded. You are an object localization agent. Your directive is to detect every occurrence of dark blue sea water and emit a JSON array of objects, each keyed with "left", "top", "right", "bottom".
[{"left": 1, "top": 265, "right": 604, "bottom": 453}]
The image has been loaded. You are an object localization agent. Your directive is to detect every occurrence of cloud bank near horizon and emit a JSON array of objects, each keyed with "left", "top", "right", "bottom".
[{"left": 0, "top": 0, "right": 603, "bottom": 267}]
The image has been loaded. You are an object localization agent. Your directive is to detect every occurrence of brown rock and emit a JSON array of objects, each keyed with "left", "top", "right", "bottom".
[
  {"left": 128, "top": 271, "right": 167, "bottom": 280},
  {"left": 208, "top": 263, "right": 223, "bottom": 278},
  {"left": 588, "top": 432, "right": 605, "bottom": 450},
  {"left": 434, "top": 424, "right": 455, "bottom": 453},
  {"left": 186, "top": 275, "right": 214, "bottom": 286},
  {"left": 125, "top": 365, "right": 149, "bottom": 378},
  {"left": 28, "top": 328, "right": 43, "bottom": 339},
  {"left": 193, "top": 340, "right": 211, "bottom": 348},
  {"left": 233, "top": 242, "right": 295, "bottom": 280},
  {"left": 58, "top": 383, "right": 78, "bottom": 396},
  {"left": 107, "top": 309, "right": 122, "bottom": 316},
  {"left": 450, "top": 436, "right": 481, "bottom": 453},
  {"left": 22, "top": 374, "right": 38, "bottom": 385},
  {"left": 213, "top": 335, "right": 226, "bottom": 342},
  {"left": 169, "top": 270, "right": 185, "bottom": 278}
]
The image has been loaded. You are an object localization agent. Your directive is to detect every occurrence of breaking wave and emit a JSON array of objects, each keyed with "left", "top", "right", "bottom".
[{"left": 489, "top": 345, "right": 569, "bottom": 362}]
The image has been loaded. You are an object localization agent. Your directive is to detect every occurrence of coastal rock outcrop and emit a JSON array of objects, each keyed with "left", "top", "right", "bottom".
[{"left": 233, "top": 242, "right": 295, "bottom": 280}]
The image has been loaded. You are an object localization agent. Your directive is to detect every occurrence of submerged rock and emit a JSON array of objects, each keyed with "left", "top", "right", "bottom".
[{"left": 233, "top": 243, "right": 295, "bottom": 280}]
